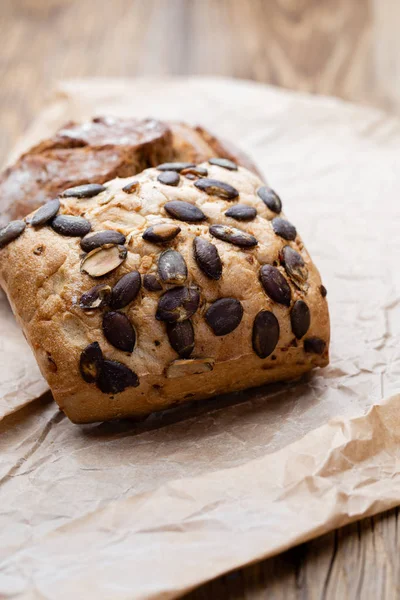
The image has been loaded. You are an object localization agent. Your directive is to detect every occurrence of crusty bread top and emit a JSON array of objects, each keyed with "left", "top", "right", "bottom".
[
  {"left": 0, "top": 117, "right": 261, "bottom": 228},
  {"left": 0, "top": 160, "right": 329, "bottom": 422}
]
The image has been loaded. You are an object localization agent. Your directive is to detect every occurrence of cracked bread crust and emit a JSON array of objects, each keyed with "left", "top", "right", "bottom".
[
  {"left": 0, "top": 162, "right": 329, "bottom": 423},
  {"left": 0, "top": 117, "right": 261, "bottom": 228}
]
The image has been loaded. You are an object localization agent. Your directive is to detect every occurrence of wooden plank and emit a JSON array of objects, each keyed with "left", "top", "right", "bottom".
[
  {"left": 0, "top": 0, "right": 378, "bottom": 164},
  {"left": 0, "top": 1, "right": 399, "bottom": 598},
  {"left": 370, "top": 0, "right": 400, "bottom": 111},
  {"left": 185, "top": 508, "right": 400, "bottom": 599}
]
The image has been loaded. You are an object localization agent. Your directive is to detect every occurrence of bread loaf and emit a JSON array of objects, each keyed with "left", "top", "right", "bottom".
[
  {"left": 0, "top": 158, "right": 329, "bottom": 423},
  {"left": 0, "top": 117, "right": 261, "bottom": 227}
]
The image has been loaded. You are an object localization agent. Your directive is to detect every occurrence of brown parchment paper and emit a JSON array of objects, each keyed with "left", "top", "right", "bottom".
[{"left": 1, "top": 77, "right": 399, "bottom": 599}]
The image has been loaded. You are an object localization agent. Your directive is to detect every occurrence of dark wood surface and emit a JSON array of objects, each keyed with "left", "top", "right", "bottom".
[{"left": 1, "top": 1, "right": 399, "bottom": 598}]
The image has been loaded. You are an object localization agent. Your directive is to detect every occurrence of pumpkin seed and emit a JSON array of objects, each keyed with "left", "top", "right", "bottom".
[
  {"left": 142, "top": 223, "right": 181, "bottom": 244},
  {"left": 157, "top": 171, "right": 180, "bottom": 186},
  {"left": 156, "top": 286, "right": 200, "bottom": 322},
  {"left": 122, "top": 180, "right": 140, "bottom": 193},
  {"left": 259, "top": 265, "right": 291, "bottom": 306},
  {"left": 252, "top": 310, "right": 280, "bottom": 358},
  {"left": 60, "top": 183, "right": 106, "bottom": 198},
  {"left": 110, "top": 271, "right": 141, "bottom": 309},
  {"left": 79, "top": 284, "right": 112, "bottom": 310},
  {"left": 51, "top": 215, "right": 91, "bottom": 237},
  {"left": 143, "top": 273, "right": 163, "bottom": 291},
  {"left": 281, "top": 246, "right": 309, "bottom": 289},
  {"left": 102, "top": 311, "right": 136, "bottom": 353},
  {"left": 164, "top": 201, "right": 206, "bottom": 222},
  {"left": 304, "top": 337, "right": 326, "bottom": 355},
  {"left": 81, "top": 245, "right": 127, "bottom": 277},
  {"left": 209, "top": 224, "right": 258, "bottom": 248},
  {"left": 30, "top": 198, "right": 60, "bottom": 227},
  {"left": 208, "top": 157, "right": 238, "bottom": 171},
  {"left": 272, "top": 217, "right": 297, "bottom": 241},
  {"left": 0, "top": 220, "right": 26, "bottom": 249},
  {"left": 257, "top": 186, "right": 282, "bottom": 214},
  {"left": 291, "top": 300, "right": 310, "bottom": 339},
  {"left": 97, "top": 359, "right": 139, "bottom": 394},
  {"left": 79, "top": 342, "right": 103, "bottom": 382},
  {"left": 166, "top": 357, "right": 215, "bottom": 379},
  {"left": 194, "top": 178, "right": 239, "bottom": 200},
  {"left": 167, "top": 320, "right": 195, "bottom": 358},
  {"left": 205, "top": 298, "right": 243, "bottom": 336},
  {"left": 181, "top": 166, "right": 208, "bottom": 177},
  {"left": 158, "top": 249, "right": 188, "bottom": 284},
  {"left": 193, "top": 237, "right": 222, "bottom": 280},
  {"left": 157, "top": 161, "right": 195, "bottom": 172},
  {"left": 80, "top": 230, "right": 126, "bottom": 252},
  {"left": 225, "top": 204, "right": 257, "bottom": 221}
]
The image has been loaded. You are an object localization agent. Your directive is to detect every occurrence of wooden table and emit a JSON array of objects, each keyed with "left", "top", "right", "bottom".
[{"left": 1, "top": 1, "right": 399, "bottom": 598}]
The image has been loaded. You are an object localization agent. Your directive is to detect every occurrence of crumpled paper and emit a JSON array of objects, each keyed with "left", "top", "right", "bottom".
[
  {"left": 0, "top": 77, "right": 400, "bottom": 599},
  {"left": 0, "top": 289, "right": 48, "bottom": 420}
]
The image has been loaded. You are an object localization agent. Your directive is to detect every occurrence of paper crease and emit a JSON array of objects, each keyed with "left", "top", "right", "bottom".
[{"left": 0, "top": 76, "right": 399, "bottom": 599}]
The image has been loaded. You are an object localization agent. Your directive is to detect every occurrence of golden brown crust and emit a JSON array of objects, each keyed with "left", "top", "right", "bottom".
[
  {"left": 0, "top": 117, "right": 261, "bottom": 228},
  {"left": 193, "top": 125, "right": 264, "bottom": 178},
  {"left": 169, "top": 122, "right": 262, "bottom": 177},
  {"left": 0, "top": 163, "right": 329, "bottom": 423}
]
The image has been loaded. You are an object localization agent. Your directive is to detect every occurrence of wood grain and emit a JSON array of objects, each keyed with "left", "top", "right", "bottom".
[
  {"left": 1, "top": 1, "right": 399, "bottom": 598},
  {"left": 185, "top": 508, "right": 400, "bottom": 599},
  {"left": 0, "top": 0, "right": 386, "bottom": 165}
]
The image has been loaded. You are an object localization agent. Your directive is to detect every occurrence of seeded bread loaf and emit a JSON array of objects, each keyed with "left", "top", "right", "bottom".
[
  {"left": 0, "top": 159, "right": 329, "bottom": 423},
  {"left": 0, "top": 117, "right": 261, "bottom": 228}
]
